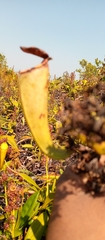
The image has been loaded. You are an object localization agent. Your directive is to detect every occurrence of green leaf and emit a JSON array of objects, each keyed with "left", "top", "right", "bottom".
[
  {"left": 19, "top": 173, "right": 41, "bottom": 190},
  {"left": 13, "top": 228, "right": 22, "bottom": 238},
  {"left": 21, "top": 144, "right": 34, "bottom": 149},
  {"left": 28, "top": 202, "right": 40, "bottom": 223},
  {"left": 14, "top": 208, "right": 22, "bottom": 231},
  {"left": 40, "top": 192, "right": 54, "bottom": 210},
  {"left": 0, "top": 214, "right": 5, "bottom": 220},
  {"left": 2, "top": 160, "right": 11, "bottom": 170},
  {"left": 18, "top": 192, "right": 39, "bottom": 229},
  {"left": 24, "top": 211, "right": 48, "bottom": 240},
  {"left": 0, "top": 230, "right": 3, "bottom": 235},
  {"left": 0, "top": 116, "right": 9, "bottom": 124}
]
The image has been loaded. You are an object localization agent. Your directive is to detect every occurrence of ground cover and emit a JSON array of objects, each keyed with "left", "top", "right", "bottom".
[{"left": 1, "top": 52, "right": 105, "bottom": 239}]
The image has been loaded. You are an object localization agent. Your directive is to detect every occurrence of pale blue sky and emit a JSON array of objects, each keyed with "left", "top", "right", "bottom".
[{"left": 0, "top": 0, "right": 105, "bottom": 78}]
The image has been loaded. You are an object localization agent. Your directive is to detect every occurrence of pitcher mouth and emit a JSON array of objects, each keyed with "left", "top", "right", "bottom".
[{"left": 19, "top": 46, "right": 52, "bottom": 74}]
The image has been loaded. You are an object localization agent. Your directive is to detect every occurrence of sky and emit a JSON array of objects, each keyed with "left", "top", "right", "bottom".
[{"left": 0, "top": 0, "right": 105, "bottom": 79}]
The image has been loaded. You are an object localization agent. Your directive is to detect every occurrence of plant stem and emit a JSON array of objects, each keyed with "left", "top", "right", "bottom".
[
  {"left": 46, "top": 156, "right": 49, "bottom": 197},
  {"left": 4, "top": 182, "right": 8, "bottom": 206}
]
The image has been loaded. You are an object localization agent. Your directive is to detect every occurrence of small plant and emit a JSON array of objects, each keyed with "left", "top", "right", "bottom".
[
  {"left": 1, "top": 46, "right": 105, "bottom": 239},
  {"left": 0, "top": 134, "right": 56, "bottom": 239},
  {"left": 0, "top": 150, "right": 56, "bottom": 239}
]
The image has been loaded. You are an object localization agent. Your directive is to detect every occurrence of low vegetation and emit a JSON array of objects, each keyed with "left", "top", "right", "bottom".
[{"left": 0, "top": 51, "right": 105, "bottom": 239}]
